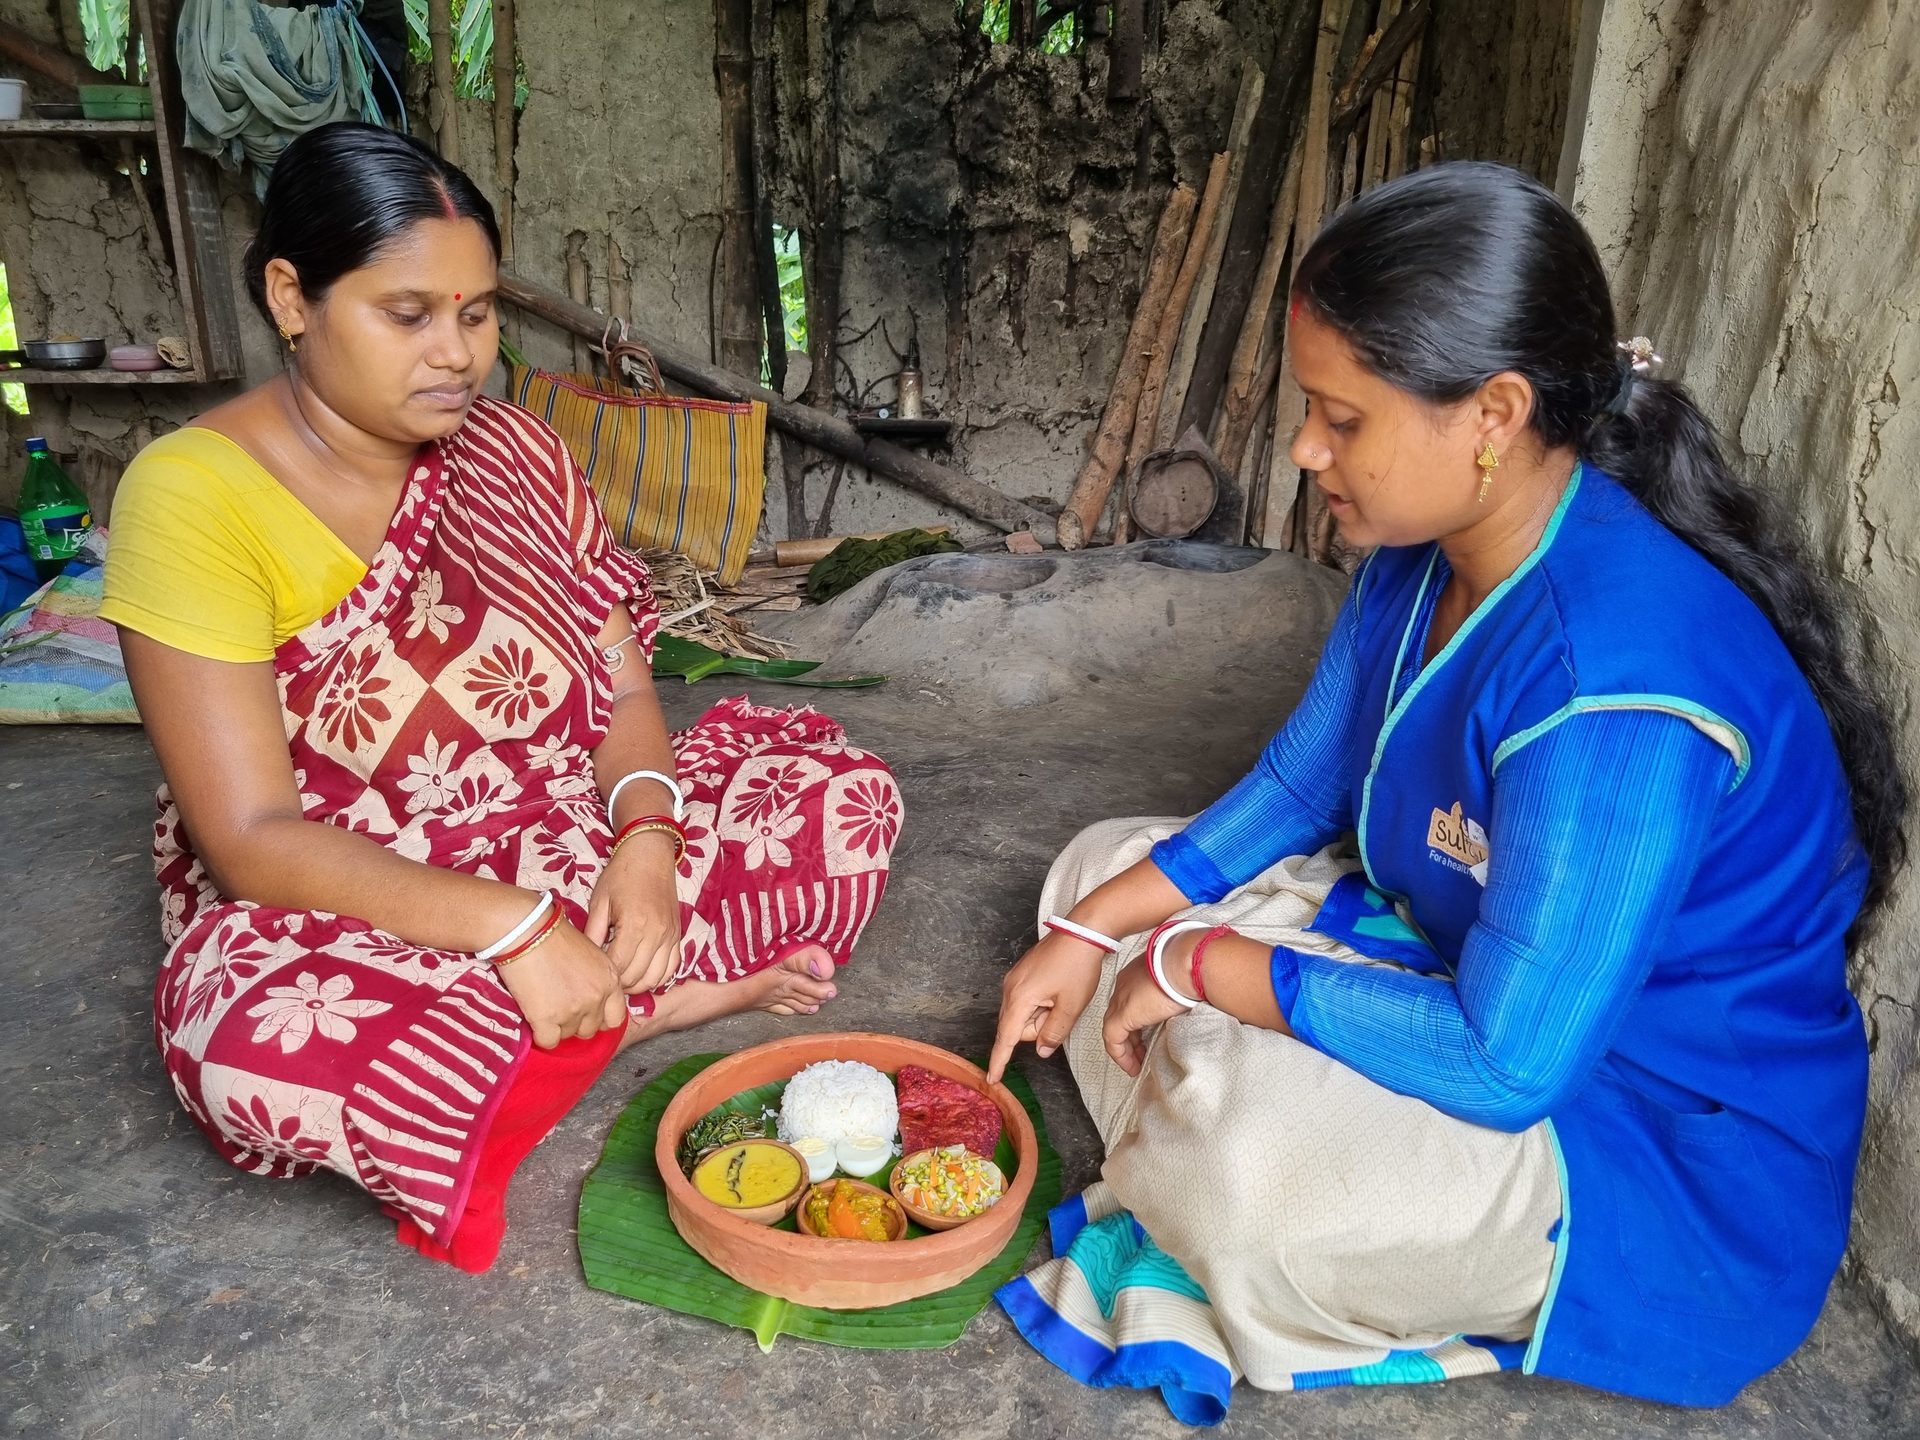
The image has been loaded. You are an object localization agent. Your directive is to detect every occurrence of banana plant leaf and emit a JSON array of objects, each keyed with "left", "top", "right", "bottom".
[
  {"left": 577, "top": 1052, "right": 1063, "bottom": 1351},
  {"left": 651, "top": 633, "right": 885, "bottom": 689}
]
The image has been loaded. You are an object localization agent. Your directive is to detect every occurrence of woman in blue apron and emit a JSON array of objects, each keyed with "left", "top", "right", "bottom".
[{"left": 987, "top": 162, "right": 1906, "bottom": 1424}]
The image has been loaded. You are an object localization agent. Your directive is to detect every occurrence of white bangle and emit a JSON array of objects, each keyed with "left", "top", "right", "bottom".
[
  {"left": 1044, "top": 915, "right": 1120, "bottom": 953},
  {"left": 607, "top": 768, "right": 684, "bottom": 824},
  {"left": 1146, "top": 920, "right": 1211, "bottom": 1010},
  {"left": 476, "top": 891, "right": 553, "bottom": 962}
]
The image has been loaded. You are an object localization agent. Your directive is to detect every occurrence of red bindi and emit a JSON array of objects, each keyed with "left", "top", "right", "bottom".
[{"left": 455, "top": 293, "right": 462, "bottom": 302}]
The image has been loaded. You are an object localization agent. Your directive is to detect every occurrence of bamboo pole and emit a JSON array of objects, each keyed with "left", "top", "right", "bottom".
[
  {"left": 1155, "top": 62, "right": 1262, "bottom": 451},
  {"left": 1057, "top": 183, "right": 1199, "bottom": 550},
  {"left": 1214, "top": 142, "right": 1303, "bottom": 478},
  {"left": 492, "top": 0, "right": 516, "bottom": 259},
  {"left": 498, "top": 273, "right": 1059, "bottom": 542},
  {"left": 1118, "top": 150, "right": 1230, "bottom": 544},
  {"left": 427, "top": 0, "right": 459, "bottom": 167}
]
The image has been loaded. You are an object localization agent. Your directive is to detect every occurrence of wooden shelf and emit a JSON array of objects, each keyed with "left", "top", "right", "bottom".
[
  {"left": 0, "top": 367, "right": 201, "bottom": 385},
  {"left": 0, "top": 119, "right": 157, "bottom": 139},
  {"left": 0, "top": 0, "right": 241, "bottom": 387}
]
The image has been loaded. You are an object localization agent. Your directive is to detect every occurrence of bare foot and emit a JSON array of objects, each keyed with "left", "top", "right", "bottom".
[{"left": 617, "top": 945, "right": 839, "bottom": 1051}]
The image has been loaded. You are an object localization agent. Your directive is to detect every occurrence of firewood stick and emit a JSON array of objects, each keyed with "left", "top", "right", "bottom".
[
  {"left": 1361, "top": 0, "right": 1402, "bottom": 189},
  {"left": 1256, "top": 365, "right": 1298, "bottom": 547},
  {"left": 1385, "top": 35, "right": 1421, "bottom": 180},
  {"left": 1118, "top": 151, "right": 1232, "bottom": 543},
  {"left": 1058, "top": 183, "right": 1199, "bottom": 550},
  {"left": 1156, "top": 61, "right": 1263, "bottom": 451},
  {"left": 1214, "top": 142, "right": 1303, "bottom": 477},
  {"left": 1240, "top": 360, "right": 1281, "bottom": 534}
]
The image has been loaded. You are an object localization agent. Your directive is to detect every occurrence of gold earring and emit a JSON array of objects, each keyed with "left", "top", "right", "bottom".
[
  {"left": 275, "top": 319, "right": 297, "bottom": 354},
  {"left": 1476, "top": 440, "right": 1499, "bottom": 503}
]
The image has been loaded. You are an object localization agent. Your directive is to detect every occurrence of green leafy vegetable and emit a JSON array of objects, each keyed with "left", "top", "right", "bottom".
[{"left": 650, "top": 633, "right": 885, "bottom": 689}]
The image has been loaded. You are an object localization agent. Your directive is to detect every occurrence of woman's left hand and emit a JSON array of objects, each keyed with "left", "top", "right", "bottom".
[
  {"left": 1102, "top": 952, "right": 1191, "bottom": 1077},
  {"left": 586, "top": 832, "right": 683, "bottom": 995}
]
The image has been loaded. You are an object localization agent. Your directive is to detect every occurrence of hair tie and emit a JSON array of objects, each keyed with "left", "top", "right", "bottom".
[{"left": 1603, "top": 335, "right": 1663, "bottom": 417}]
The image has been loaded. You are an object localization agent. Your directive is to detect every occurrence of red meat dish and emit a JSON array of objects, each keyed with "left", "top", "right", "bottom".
[{"left": 896, "top": 1065, "right": 1003, "bottom": 1157}]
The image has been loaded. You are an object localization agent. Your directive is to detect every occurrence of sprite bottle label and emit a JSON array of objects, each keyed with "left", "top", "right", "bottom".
[{"left": 21, "top": 502, "right": 91, "bottom": 564}]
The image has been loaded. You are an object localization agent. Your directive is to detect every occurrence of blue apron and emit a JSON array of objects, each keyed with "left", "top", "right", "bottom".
[{"left": 1331, "top": 467, "right": 1868, "bottom": 1406}]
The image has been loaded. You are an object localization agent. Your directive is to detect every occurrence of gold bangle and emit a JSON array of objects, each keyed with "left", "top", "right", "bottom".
[
  {"left": 492, "top": 913, "right": 560, "bottom": 966},
  {"left": 610, "top": 820, "right": 688, "bottom": 867}
]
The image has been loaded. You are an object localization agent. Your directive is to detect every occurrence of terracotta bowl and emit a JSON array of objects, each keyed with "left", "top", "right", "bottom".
[
  {"left": 793, "top": 1178, "right": 908, "bottom": 1242},
  {"left": 657, "top": 1032, "right": 1039, "bottom": 1310},
  {"left": 889, "top": 1148, "right": 1008, "bottom": 1233},
  {"left": 686, "top": 1138, "right": 810, "bottom": 1226}
]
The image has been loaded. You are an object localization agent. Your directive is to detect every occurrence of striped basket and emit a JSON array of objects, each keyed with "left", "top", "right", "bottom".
[{"left": 510, "top": 366, "right": 767, "bottom": 584}]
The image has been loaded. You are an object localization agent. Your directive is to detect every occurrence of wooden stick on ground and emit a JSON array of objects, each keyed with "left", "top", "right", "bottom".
[
  {"left": 499, "top": 273, "right": 1059, "bottom": 542},
  {"left": 427, "top": 0, "right": 459, "bottom": 167},
  {"left": 1155, "top": 62, "right": 1263, "bottom": 452},
  {"left": 1117, "top": 150, "right": 1231, "bottom": 544},
  {"left": 1214, "top": 142, "right": 1303, "bottom": 478},
  {"left": 1057, "top": 182, "right": 1199, "bottom": 550}
]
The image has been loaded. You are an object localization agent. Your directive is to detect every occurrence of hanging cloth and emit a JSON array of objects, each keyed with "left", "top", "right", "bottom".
[{"left": 175, "top": 0, "right": 390, "bottom": 196}]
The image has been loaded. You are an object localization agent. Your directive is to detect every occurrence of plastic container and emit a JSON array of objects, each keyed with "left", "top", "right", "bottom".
[
  {"left": 77, "top": 84, "right": 152, "bottom": 121},
  {"left": 110, "top": 344, "right": 164, "bottom": 372},
  {"left": 18, "top": 437, "right": 92, "bottom": 582},
  {"left": 0, "top": 79, "right": 24, "bottom": 122}
]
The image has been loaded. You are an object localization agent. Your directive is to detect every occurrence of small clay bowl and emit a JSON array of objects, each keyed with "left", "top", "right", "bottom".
[
  {"left": 889, "top": 1149, "right": 1007, "bottom": 1233},
  {"left": 794, "top": 1178, "right": 908, "bottom": 1242},
  {"left": 688, "top": 1138, "right": 810, "bottom": 1226}
]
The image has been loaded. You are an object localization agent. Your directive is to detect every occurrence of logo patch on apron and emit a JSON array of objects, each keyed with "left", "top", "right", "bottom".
[{"left": 1427, "top": 802, "right": 1490, "bottom": 885}]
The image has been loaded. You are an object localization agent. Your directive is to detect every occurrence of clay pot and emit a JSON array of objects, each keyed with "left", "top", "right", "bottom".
[
  {"left": 889, "top": 1149, "right": 1006, "bottom": 1233},
  {"left": 657, "top": 1032, "right": 1039, "bottom": 1310},
  {"left": 794, "top": 1178, "right": 908, "bottom": 1241},
  {"left": 686, "top": 1139, "right": 810, "bottom": 1226}
]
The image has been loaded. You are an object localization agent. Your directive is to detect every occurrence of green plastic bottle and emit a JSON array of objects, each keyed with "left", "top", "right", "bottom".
[{"left": 19, "top": 436, "right": 92, "bottom": 582}]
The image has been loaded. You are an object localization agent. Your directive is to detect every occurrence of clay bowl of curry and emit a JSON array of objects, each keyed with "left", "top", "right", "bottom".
[
  {"left": 686, "top": 1137, "right": 810, "bottom": 1226},
  {"left": 794, "top": 1178, "right": 908, "bottom": 1242},
  {"left": 656, "top": 1031, "right": 1039, "bottom": 1310}
]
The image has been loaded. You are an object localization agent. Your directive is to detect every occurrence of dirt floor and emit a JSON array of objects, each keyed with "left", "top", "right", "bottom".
[{"left": 4, "top": 546, "right": 1919, "bottom": 1438}]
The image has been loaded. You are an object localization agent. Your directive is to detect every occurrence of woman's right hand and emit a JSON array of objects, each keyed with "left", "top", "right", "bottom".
[
  {"left": 495, "top": 917, "right": 628, "bottom": 1050},
  {"left": 986, "top": 931, "right": 1109, "bottom": 1084}
]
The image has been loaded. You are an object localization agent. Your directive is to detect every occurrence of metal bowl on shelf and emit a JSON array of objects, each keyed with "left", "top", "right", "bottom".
[{"left": 0, "top": 339, "right": 108, "bottom": 370}]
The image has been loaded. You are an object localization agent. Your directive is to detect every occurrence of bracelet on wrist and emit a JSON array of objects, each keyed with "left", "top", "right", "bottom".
[
  {"left": 610, "top": 813, "right": 688, "bottom": 867},
  {"left": 1188, "top": 924, "right": 1234, "bottom": 1005},
  {"left": 492, "top": 908, "right": 562, "bottom": 966},
  {"left": 607, "top": 768, "right": 685, "bottom": 825},
  {"left": 1145, "top": 919, "right": 1209, "bottom": 1009},
  {"left": 476, "top": 890, "right": 554, "bottom": 962},
  {"left": 1044, "top": 915, "right": 1120, "bottom": 954}
]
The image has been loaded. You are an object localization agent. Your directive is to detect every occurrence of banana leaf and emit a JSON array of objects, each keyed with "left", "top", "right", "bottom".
[
  {"left": 577, "top": 1052, "right": 1063, "bottom": 1350},
  {"left": 650, "top": 633, "right": 885, "bottom": 689}
]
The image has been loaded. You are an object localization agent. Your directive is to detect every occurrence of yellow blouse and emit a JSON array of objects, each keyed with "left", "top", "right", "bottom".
[{"left": 100, "top": 428, "right": 368, "bottom": 663}]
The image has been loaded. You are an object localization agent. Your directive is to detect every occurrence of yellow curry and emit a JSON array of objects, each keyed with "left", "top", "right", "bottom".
[{"left": 692, "top": 1140, "right": 803, "bottom": 1209}]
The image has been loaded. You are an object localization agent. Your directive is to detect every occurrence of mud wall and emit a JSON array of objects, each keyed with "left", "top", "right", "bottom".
[
  {"left": 1569, "top": 0, "right": 1920, "bottom": 1350},
  {"left": 0, "top": 0, "right": 1579, "bottom": 543}
]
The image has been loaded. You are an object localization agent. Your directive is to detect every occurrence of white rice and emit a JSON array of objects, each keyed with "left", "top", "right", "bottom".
[{"left": 777, "top": 1060, "right": 897, "bottom": 1147}]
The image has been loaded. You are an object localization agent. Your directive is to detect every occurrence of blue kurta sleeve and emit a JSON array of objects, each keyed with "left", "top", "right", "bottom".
[
  {"left": 1279, "top": 708, "right": 1737, "bottom": 1131},
  {"left": 1150, "top": 584, "right": 1366, "bottom": 904}
]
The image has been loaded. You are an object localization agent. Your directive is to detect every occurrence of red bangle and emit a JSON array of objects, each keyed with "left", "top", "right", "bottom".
[
  {"left": 492, "top": 906, "right": 562, "bottom": 966},
  {"left": 1189, "top": 924, "right": 1233, "bottom": 1004},
  {"left": 611, "top": 813, "right": 687, "bottom": 866}
]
